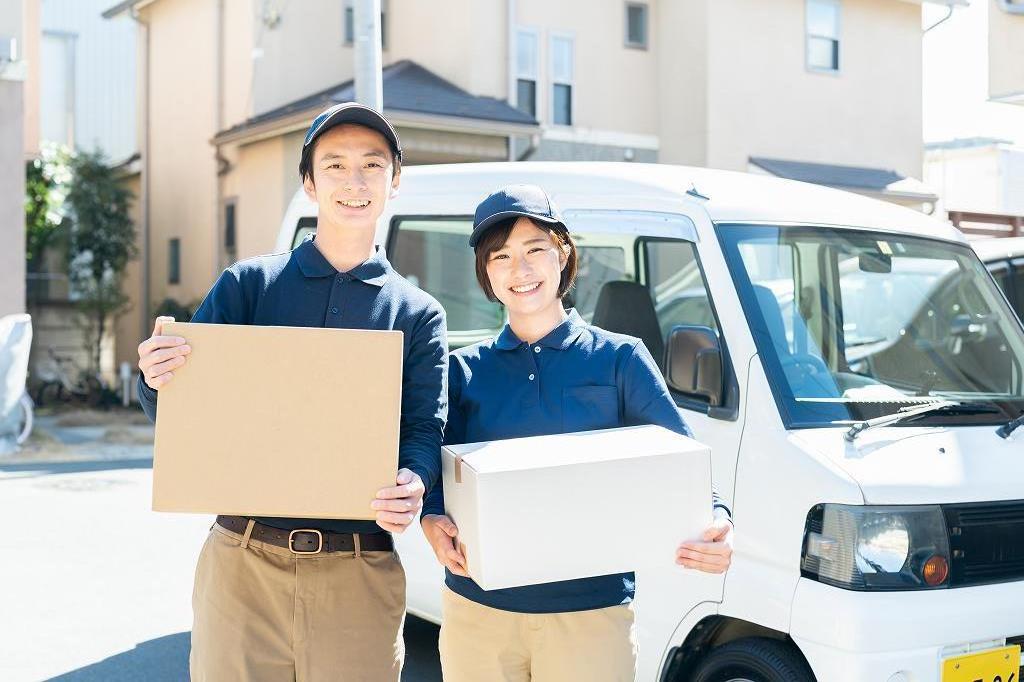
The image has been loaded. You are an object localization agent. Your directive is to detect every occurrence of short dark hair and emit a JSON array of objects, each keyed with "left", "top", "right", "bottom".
[
  {"left": 473, "top": 217, "right": 578, "bottom": 302},
  {"left": 298, "top": 123, "right": 402, "bottom": 184}
]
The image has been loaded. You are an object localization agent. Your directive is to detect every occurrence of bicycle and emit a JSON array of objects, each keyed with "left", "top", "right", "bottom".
[{"left": 34, "top": 347, "right": 113, "bottom": 408}]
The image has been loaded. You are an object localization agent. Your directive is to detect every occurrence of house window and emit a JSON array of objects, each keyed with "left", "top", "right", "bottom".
[
  {"left": 515, "top": 29, "right": 539, "bottom": 118},
  {"left": 344, "top": 0, "right": 387, "bottom": 49},
  {"left": 625, "top": 3, "right": 648, "bottom": 49},
  {"left": 169, "top": 238, "right": 181, "bottom": 285},
  {"left": 807, "top": 0, "right": 840, "bottom": 72},
  {"left": 551, "top": 35, "right": 574, "bottom": 126},
  {"left": 223, "top": 201, "right": 237, "bottom": 265}
]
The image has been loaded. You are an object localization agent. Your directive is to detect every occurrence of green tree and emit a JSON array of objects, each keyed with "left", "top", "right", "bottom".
[
  {"left": 65, "top": 150, "right": 137, "bottom": 374},
  {"left": 24, "top": 143, "right": 72, "bottom": 273}
]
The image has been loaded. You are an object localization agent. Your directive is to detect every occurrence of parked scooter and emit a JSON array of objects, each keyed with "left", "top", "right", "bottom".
[{"left": 0, "top": 314, "right": 34, "bottom": 455}]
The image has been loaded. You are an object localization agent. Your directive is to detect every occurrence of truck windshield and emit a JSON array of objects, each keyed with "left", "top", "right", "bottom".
[{"left": 718, "top": 224, "right": 1024, "bottom": 428}]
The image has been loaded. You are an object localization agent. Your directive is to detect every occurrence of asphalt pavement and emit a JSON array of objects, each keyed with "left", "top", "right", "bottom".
[{"left": 0, "top": 456, "right": 442, "bottom": 681}]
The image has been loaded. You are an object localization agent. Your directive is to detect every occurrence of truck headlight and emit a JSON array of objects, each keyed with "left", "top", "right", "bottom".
[{"left": 801, "top": 504, "right": 950, "bottom": 591}]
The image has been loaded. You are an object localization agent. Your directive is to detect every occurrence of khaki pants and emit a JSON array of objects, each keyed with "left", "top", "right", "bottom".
[
  {"left": 190, "top": 523, "right": 406, "bottom": 682},
  {"left": 438, "top": 586, "right": 636, "bottom": 682}
]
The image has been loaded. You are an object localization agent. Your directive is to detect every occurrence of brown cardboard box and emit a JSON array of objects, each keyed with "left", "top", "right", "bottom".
[{"left": 152, "top": 322, "right": 403, "bottom": 519}]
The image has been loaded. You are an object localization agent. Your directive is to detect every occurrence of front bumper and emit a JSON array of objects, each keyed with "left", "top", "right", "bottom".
[{"left": 790, "top": 577, "right": 1024, "bottom": 682}]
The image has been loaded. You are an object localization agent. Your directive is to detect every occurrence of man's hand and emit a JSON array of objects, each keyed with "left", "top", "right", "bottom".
[
  {"left": 137, "top": 316, "right": 191, "bottom": 391},
  {"left": 421, "top": 514, "right": 469, "bottom": 577},
  {"left": 372, "top": 468, "right": 425, "bottom": 533},
  {"left": 676, "top": 509, "right": 734, "bottom": 574}
]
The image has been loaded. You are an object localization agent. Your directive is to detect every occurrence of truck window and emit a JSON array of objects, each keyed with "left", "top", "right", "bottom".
[
  {"left": 388, "top": 218, "right": 504, "bottom": 348},
  {"left": 291, "top": 217, "right": 317, "bottom": 249},
  {"left": 1011, "top": 258, "right": 1024, "bottom": 320}
]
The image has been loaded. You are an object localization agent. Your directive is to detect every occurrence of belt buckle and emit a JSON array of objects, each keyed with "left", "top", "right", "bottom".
[{"left": 288, "top": 529, "right": 324, "bottom": 555}]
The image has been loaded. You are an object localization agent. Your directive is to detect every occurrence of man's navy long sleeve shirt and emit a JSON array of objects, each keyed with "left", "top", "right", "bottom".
[{"left": 139, "top": 236, "right": 448, "bottom": 535}]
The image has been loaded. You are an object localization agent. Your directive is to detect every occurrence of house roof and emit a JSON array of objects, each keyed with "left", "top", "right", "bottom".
[
  {"left": 749, "top": 156, "right": 938, "bottom": 202},
  {"left": 214, "top": 60, "right": 537, "bottom": 144},
  {"left": 925, "top": 137, "right": 1015, "bottom": 151}
]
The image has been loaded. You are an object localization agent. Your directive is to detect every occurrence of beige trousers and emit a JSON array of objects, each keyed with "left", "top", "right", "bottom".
[
  {"left": 438, "top": 586, "right": 637, "bottom": 682},
  {"left": 189, "top": 523, "right": 406, "bottom": 682}
]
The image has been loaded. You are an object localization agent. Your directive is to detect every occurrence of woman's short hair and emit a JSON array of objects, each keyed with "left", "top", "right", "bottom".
[{"left": 473, "top": 217, "right": 578, "bottom": 302}]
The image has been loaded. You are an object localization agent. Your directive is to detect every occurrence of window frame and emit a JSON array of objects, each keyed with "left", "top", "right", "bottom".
[
  {"left": 515, "top": 27, "right": 541, "bottom": 119},
  {"left": 549, "top": 32, "right": 575, "bottom": 127},
  {"left": 222, "top": 197, "right": 238, "bottom": 267},
  {"left": 168, "top": 237, "right": 181, "bottom": 286},
  {"left": 624, "top": 2, "right": 649, "bottom": 50},
  {"left": 386, "top": 214, "right": 505, "bottom": 348},
  {"left": 806, "top": 0, "right": 841, "bottom": 74},
  {"left": 637, "top": 236, "right": 739, "bottom": 420}
]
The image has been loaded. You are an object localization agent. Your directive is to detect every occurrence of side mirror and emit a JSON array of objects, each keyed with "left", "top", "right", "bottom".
[{"left": 665, "top": 325, "right": 724, "bottom": 407}]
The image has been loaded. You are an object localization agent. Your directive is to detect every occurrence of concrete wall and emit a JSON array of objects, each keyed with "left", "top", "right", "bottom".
[
  {"left": 0, "top": 81, "right": 26, "bottom": 317},
  {"left": 989, "top": 0, "right": 1024, "bottom": 102},
  {"left": 1, "top": 0, "right": 27, "bottom": 317}
]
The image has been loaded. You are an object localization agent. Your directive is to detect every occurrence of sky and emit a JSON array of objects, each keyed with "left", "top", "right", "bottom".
[{"left": 922, "top": 1, "right": 1024, "bottom": 145}]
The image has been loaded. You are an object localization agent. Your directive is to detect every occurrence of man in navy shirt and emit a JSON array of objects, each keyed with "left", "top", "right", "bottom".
[{"left": 136, "top": 103, "right": 447, "bottom": 681}]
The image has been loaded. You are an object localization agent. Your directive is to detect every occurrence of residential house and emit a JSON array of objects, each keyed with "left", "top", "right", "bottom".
[
  {"left": 989, "top": 0, "right": 1024, "bottom": 105},
  {"left": 105, "top": 0, "right": 963, "bottom": 369}
]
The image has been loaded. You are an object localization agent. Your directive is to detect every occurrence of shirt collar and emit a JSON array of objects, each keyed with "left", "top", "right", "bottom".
[
  {"left": 294, "top": 235, "right": 390, "bottom": 286},
  {"left": 494, "top": 309, "right": 587, "bottom": 351}
]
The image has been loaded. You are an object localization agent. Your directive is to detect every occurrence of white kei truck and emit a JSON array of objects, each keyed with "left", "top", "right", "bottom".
[{"left": 276, "top": 162, "right": 1024, "bottom": 682}]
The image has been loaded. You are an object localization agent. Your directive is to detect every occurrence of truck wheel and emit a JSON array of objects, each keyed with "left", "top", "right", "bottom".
[{"left": 690, "top": 637, "right": 815, "bottom": 682}]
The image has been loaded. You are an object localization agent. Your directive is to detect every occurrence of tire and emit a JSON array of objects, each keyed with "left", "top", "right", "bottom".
[{"left": 690, "top": 637, "right": 816, "bottom": 682}]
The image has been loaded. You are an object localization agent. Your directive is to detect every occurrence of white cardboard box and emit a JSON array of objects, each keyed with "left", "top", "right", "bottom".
[{"left": 442, "top": 424, "right": 712, "bottom": 591}]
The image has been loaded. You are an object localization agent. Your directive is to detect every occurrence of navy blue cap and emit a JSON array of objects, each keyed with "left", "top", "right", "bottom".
[
  {"left": 470, "top": 184, "right": 567, "bottom": 248},
  {"left": 303, "top": 102, "right": 403, "bottom": 162}
]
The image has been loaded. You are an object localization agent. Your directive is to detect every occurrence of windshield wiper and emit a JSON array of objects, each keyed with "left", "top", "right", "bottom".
[
  {"left": 843, "top": 400, "right": 990, "bottom": 442},
  {"left": 997, "top": 413, "right": 1024, "bottom": 439}
]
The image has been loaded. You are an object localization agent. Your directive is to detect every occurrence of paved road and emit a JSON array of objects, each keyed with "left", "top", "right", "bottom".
[{"left": 0, "top": 459, "right": 442, "bottom": 681}]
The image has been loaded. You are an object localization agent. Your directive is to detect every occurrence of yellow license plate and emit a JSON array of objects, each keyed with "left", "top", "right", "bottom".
[{"left": 942, "top": 645, "right": 1020, "bottom": 682}]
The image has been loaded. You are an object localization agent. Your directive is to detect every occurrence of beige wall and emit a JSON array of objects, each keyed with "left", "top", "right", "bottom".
[
  {"left": 114, "top": 173, "right": 143, "bottom": 368},
  {"left": 989, "top": 0, "right": 1024, "bottom": 102},
  {"left": 516, "top": 0, "right": 660, "bottom": 135},
  {"left": 657, "top": 0, "right": 710, "bottom": 166},
  {"left": 141, "top": 0, "right": 220, "bottom": 309},
  {"left": 686, "top": 0, "right": 924, "bottom": 178},
  {"left": 22, "top": 0, "right": 39, "bottom": 158},
  {"left": 221, "top": 0, "right": 255, "bottom": 129}
]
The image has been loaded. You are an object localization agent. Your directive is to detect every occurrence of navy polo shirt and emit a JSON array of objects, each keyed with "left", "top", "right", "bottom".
[
  {"left": 423, "top": 309, "right": 730, "bottom": 614},
  {"left": 139, "top": 236, "right": 448, "bottom": 535}
]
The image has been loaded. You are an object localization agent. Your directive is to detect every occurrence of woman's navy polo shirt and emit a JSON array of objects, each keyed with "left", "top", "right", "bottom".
[{"left": 422, "top": 309, "right": 729, "bottom": 614}]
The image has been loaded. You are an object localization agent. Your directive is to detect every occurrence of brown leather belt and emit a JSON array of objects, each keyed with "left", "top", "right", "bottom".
[{"left": 216, "top": 515, "right": 393, "bottom": 555}]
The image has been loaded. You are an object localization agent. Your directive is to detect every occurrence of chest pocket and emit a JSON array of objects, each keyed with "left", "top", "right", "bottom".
[{"left": 562, "top": 385, "right": 620, "bottom": 432}]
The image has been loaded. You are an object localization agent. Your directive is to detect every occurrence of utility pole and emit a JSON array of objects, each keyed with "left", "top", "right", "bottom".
[{"left": 353, "top": 0, "right": 383, "bottom": 111}]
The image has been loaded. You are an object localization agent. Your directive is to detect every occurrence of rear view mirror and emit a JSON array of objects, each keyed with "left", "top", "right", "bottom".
[
  {"left": 859, "top": 251, "right": 892, "bottom": 273},
  {"left": 665, "top": 325, "right": 724, "bottom": 406}
]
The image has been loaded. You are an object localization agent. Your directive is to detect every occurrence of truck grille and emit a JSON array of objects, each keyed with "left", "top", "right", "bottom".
[{"left": 944, "top": 500, "right": 1024, "bottom": 588}]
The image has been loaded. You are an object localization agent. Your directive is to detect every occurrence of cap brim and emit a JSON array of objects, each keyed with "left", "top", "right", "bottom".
[
  {"left": 469, "top": 211, "right": 564, "bottom": 247},
  {"left": 304, "top": 105, "right": 402, "bottom": 160}
]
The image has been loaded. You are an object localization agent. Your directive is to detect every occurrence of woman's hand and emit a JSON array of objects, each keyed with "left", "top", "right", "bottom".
[
  {"left": 675, "top": 509, "right": 734, "bottom": 574},
  {"left": 421, "top": 514, "right": 469, "bottom": 577}
]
